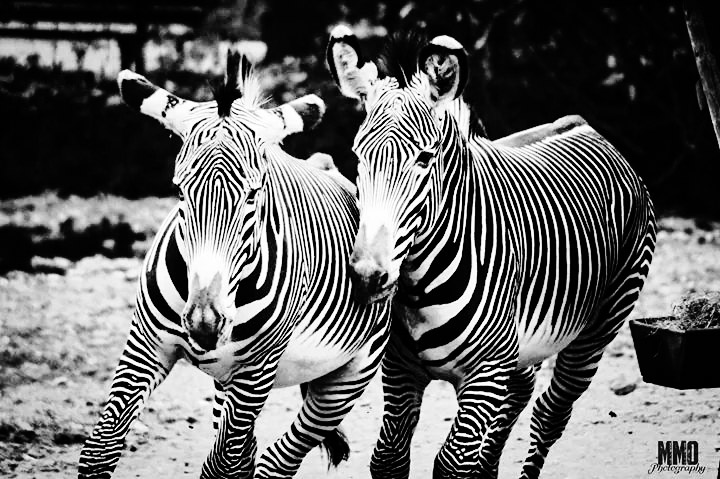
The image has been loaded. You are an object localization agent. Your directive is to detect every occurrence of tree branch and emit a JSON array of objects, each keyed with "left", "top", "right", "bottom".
[{"left": 684, "top": 0, "right": 720, "bottom": 150}]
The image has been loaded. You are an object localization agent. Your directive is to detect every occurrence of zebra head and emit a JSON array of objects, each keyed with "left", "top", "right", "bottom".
[
  {"left": 328, "top": 26, "right": 468, "bottom": 304},
  {"left": 117, "top": 52, "right": 325, "bottom": 351}
]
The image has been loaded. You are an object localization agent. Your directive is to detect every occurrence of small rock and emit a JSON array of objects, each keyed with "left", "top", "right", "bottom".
[
  {"left": 610, "top": 375, "right": 637, "bottom": 396},
  {"left": 50, "top": 375, "right": 69, "bottom": 387},
  {"left": 609, "top": 411, "right": 617, "bottom": 418},
  {"left": 611, "top": 382, "right": 636, "bottom": 396}
]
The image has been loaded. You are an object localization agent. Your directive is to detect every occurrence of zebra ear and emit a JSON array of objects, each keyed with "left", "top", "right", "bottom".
[
  {"left": 327, "top": 25, "right": 378, "bottom": 102},
  {"left": 270, "top": 94, "right": 326, "bottom": 139},
  {"left": 419, "top": 36, "right": 468, "bottom": 105},
  {"left": 117, "top": 70, "right": 194, "bottom": 136}
]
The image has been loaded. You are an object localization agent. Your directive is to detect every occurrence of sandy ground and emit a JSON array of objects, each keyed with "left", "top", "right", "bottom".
[{"left": 1, "top": 199, "right": 719, "bottom": 478}]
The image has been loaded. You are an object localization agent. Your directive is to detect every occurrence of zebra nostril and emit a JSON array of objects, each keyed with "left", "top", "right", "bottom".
[
  {"left": 191, "top": 330, "right": 218, "bottom": 351},
  {"left": 366, "top": 270, "right": 388, "bottom": 292}
]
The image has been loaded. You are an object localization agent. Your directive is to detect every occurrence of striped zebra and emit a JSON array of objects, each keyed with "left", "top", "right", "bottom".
[
  {"left": 78, "top": 52, "right": 391, "bottom": 479},
  {"left": 328, "top": 27, "right": 656, "bottom": 478}
]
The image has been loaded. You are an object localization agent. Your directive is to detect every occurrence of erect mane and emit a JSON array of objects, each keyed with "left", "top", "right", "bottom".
[
  {"left": 376, "top": 30, "right": 428, "bottom": 88},
  {"left": 450, "top": 98, "right": 488, "bottom": 139},
  {"left": 212, "top": 50, "right": 264, "bottom": 117},
  {"left": 374, "top": 30, "right": 488, "bottom": 139}
]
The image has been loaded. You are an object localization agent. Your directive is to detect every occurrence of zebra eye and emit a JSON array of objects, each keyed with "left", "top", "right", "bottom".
[
  {"left": 415, "top": 151, "right": 434, "bottom": 168},
  {"left": 246, "top": 187, "right": 260, "bottom": 204}
]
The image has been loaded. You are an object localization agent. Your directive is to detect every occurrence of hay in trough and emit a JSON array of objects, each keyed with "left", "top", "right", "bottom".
[{"left": 667, "top": 291, "right": 720, "bottom": 330}]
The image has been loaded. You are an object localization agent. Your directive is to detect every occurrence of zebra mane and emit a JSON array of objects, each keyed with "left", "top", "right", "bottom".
[
  {"left": 377, "top": 30, "right": 428, "bottom": 88},
  {"left": 463, "top": 100, "right": 488, "bottom": 139},
  {"left": 376, "top": 31, "right": 488, "bottom": 139},
  {"left": 213, "top": 50, "right": 264, "bottom": 116}
]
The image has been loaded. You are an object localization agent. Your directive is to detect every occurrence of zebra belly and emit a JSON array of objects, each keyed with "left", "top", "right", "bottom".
[
  {"left": 396, "top": 302, "right": 582, "bottom": 373},
  {"left": 516, "top": 317, "right": 583, "bottom": 368},
  {"left": 189, "top": 337, "right": 356, "bottom": 388},
  {"left": 273, "top": 338, "right": 355, "bottom": 388}
]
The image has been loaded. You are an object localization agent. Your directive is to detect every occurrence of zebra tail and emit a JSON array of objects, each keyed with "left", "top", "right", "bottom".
[
  {"left": 299, "top": 383, "right": 351, "bottom": 468},
  {"left": 320, "top": 427, "right": 350, "bottom": 469}
]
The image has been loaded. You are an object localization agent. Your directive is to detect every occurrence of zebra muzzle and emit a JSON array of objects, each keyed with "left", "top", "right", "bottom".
[
  {"left": 182, "top": 272, "right": 226, "bottom": 351},
  {"left": 348, "top": 261, "right": 393, "bottom": 305}
]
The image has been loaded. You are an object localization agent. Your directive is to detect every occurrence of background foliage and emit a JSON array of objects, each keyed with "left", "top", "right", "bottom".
[{"left": 1, "top": 0, "right": 719, "bottom": 216}]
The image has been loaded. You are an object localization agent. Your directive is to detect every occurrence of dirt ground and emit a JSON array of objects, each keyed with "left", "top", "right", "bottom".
[{"left": 1, "top": 197, "right": 719, "bottom": 478}]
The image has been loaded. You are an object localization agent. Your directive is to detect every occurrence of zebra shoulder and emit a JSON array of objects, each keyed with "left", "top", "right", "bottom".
[{"left": 494, "top": 115, "right": 590, "bottom": 148}]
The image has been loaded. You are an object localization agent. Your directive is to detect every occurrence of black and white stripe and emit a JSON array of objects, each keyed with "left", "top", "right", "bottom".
[
  {"left": 329, "top": 29, "right": 656, "bottom": 479},
  {"left": 79, "top": 59, "right": 390, "bottom": 479}
]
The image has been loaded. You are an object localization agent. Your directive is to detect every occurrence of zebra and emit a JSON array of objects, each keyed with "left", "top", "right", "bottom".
[
  {"left": 327, "top": 26, "right": 656, "bottom": 478},
  {"left": 78, "top": 52, "right": 391, "bottom": 479}
]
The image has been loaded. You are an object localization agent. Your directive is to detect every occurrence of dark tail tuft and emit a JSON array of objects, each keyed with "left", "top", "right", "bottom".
[
  {"left": 299, "top": 382, "right": 350, "bottom": 468},
  {"left": 319, "top": 428, "right": 350, "bottom": 469}
]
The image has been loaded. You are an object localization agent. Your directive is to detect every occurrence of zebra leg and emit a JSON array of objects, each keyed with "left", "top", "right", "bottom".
[
  {"left": 212, "top": 380, "right": 225, "bottom": 435},
  {"left": 78, "top": 321, "right": 176, "bottom": 478},
  {"left": 370, "top": 334, "right": 430, "bottom": 479},
  {"left": 433, "top": 360, "right": 514, "bottom": 479},
  {"left": 520, "top": 318, "right": 636, "bottom": 477},
  {"left": 255, "top": 325, "right": 389, "bottom": 478},
  {"left": 519, "top": 338, "right": 610, "bottom": 479},
  {"left": 520, "top": 250, "right": 650, "bottom": 479},
  {"left": 201, "top": 371, "right": 275, "bottom": 479},
  {"left": 481, "top": 365, "right": 537, "bottom": 478}
]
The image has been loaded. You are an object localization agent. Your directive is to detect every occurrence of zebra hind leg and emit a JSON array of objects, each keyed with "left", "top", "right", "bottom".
[
  {"left": 520, "top": 281, "right": 648, "bottom": 478},
  {"left": 78, "top": 323, "right": 175, "bottom": 478},
  {"left": 255, "top": 324, "right": 389, "bottom": 478},
  {"left": 480, "top": 365, "right": 537, "bottom": 478},
  {"left": 520, "top": 211, "right": 655, "bottom": 479},
  {"left": 299, "top": 382, "right": 350, "bottom": 467},
  {"left": 370, "top": 335, "right": 430, "bottom": 479}
]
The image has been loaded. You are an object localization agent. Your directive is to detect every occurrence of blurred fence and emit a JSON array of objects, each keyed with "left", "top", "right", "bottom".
[{"left": 0, "top": 1, "right": 719, "bottom": 217}]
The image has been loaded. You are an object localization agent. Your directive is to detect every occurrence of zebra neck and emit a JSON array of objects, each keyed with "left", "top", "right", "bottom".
[
  {"left": 255, "top": 148, "right": 356, "bottom": 292},
  {"left": 406, "top": 122, "right": 479, "bottom": 265}
]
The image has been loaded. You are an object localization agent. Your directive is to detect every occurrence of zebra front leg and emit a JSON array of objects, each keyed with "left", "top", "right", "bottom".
[
  {"left": 201, "top": 370, "right": 275, "bottom": 479},
  {"left": 78, "top": 323, "right": 176, "bottom": 478},
  {"left": 255, "top": 324, "right": 390, "bottom": 478},
  {"left": 212, "top": 380, "right": 225, "bottom": 435},
  {"left": 433, "top": 361, "right": 514, "bottom": 479},
  {"left": 481, "top": 365, "right": 536, "bottom": 478},
  {"left": 370, "top": 333, "right": 430, "bottom": 479}
]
